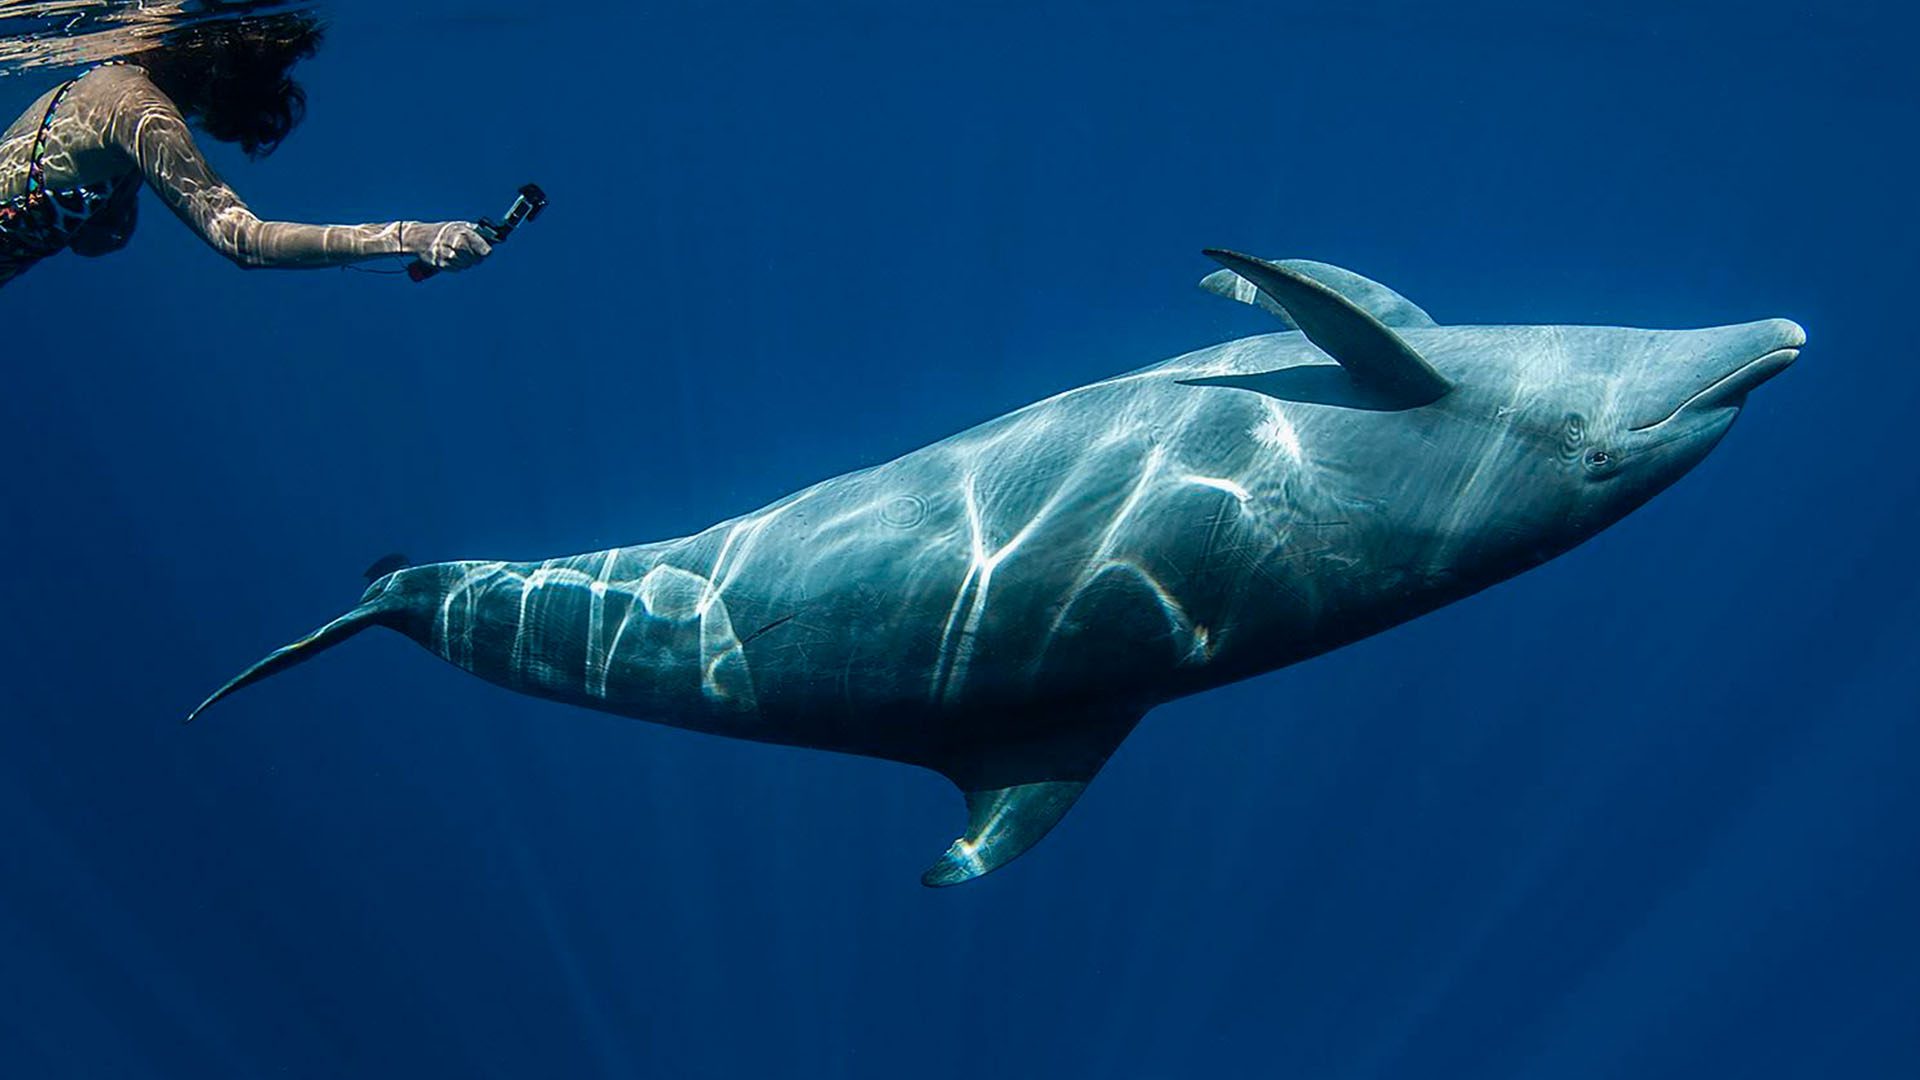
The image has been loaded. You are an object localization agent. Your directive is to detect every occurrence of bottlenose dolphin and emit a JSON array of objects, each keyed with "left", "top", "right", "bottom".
[{"left": 190, "top": 251, "right": 1805, "bottom": 886}]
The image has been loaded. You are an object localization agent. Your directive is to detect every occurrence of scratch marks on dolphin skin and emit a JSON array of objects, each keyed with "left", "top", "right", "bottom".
[{"left": 739, "top": 613, "right": 799, "bottom": 647}]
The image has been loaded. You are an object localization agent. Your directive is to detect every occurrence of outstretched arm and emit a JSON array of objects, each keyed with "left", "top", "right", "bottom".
[{"left": 100, "top": 70, "right": 488, "bottom": 271}]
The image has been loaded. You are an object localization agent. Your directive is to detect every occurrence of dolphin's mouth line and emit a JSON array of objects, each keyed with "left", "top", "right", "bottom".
[{"left": 1628, "top": 346, "right": 1801, "bottom": 432}]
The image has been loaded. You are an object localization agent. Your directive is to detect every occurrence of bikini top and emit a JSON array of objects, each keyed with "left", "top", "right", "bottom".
[{"left": 0, "top": 66, "right": 137, "bottom": 285}]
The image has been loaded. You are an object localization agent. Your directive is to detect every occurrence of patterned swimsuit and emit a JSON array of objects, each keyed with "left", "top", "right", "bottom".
[{"left": 0, "top": 71, "right": 136, "bottom": 287}]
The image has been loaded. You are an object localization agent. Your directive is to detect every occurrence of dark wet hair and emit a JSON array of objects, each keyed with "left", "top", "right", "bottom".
[{"left": 133, "top": 12, "right": 325, "bottom": 159}]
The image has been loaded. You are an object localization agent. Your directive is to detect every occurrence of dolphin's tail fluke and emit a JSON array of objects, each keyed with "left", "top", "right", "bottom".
[{"left": 186, "top": 596, "right": 398, "bottom": 723}]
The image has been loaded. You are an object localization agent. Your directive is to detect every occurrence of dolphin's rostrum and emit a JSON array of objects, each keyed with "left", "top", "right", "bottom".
[{"left": 190, "top": 252, "right": 1806, "bottom": 886}]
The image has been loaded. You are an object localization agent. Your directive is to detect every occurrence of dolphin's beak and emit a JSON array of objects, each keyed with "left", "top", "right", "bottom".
[
  {"left": 1630, "top": 318, "right": 1806, "bottom": 431},
  {"left": 1686, "top": 318, "right": 1805, "bottom": 412}
]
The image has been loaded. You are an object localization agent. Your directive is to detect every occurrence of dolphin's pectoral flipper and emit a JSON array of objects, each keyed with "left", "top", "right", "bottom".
[
  {"left": 921, "top": 710, "right": 1142, "bottom": 887},
  {"left": 1199, "top": 258, "right": 1436, "bottom": 328},
  {"left": 1202, "top": 249, "right": 1453, "bottom": 407},
  {"left": 923, "top": 781, "right": 1089, "bottom": 887}
]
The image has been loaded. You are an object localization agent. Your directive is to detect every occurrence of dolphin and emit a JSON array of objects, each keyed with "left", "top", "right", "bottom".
[{"left": 189, "top": 251, "right": 1805, "bottom": 886}]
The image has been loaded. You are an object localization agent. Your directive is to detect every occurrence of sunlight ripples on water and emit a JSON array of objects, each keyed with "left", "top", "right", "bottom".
[{"left": 0, "top": 0, "right": 314, "bottom": 77}]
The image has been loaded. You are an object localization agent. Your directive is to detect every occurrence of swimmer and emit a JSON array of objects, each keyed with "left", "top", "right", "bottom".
[{"left": 0, "top": 11, "right": 491, "bottom": 288}]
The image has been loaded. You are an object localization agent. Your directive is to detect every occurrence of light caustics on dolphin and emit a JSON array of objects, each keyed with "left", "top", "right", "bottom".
[{"left": 188, "top": 250, "right": 1806, "bottom": 886}]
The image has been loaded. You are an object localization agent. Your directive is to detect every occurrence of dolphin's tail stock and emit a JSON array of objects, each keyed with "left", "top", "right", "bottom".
[{"left": 185, "top": 556, "right": 413, "bottom": 723}]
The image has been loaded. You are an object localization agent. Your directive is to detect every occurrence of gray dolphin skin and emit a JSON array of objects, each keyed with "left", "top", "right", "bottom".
[{"left": 189, "top": 251, "right": 1806, "bottom": 886}]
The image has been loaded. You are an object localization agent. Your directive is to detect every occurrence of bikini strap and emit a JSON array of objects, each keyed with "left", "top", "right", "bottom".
[
  {"left": 24, "top": 78, "right": 79, "bottom": 196},
  {"left": 20, "top": 60, "right": 133, "bottom": 197}
]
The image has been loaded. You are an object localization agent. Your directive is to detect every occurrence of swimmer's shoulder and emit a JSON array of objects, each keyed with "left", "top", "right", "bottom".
[{"left": 65, "top": 62, "right": 166, "bottom": 112}]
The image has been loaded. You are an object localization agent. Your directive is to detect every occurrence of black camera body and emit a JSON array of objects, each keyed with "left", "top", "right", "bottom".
[
  {"left": 407, "top": 183, "right": 548, "bottom": 282},
  {"left": 476, "top": 183, "right": 548, "bottom": 244}
]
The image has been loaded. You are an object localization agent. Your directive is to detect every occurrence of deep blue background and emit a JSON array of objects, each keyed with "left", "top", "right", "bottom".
[{"left": 4, "top": 2, "right": 1915, "bottom": 1076}]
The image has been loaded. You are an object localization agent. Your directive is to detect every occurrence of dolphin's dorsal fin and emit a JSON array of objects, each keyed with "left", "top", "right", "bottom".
[
  {"left": 363, "top": 552, "right": 411, "bottom": 582},
  {"left": 922, "top": 709, "right": 1141, "bottom": 887},
  {"left": 1199, "top": 258, "right": 1436, "bottom": 328},
  {"left": 1202, "top": 250, "right": 1453, "bottom": 408}
]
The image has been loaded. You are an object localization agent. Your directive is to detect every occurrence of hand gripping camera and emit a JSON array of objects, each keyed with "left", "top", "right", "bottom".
[{"left": 406, "top": 183, "right": 548, "bottom": 282}]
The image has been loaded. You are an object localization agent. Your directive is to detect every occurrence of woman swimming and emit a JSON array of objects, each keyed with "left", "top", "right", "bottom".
[{"left": 0, "top": 11, "right": 490, "bottom": 288}]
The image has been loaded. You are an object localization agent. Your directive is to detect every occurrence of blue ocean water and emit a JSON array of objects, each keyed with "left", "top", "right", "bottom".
[{"left": 4, "top": 1, "right": 1916, "bottom": 1075}]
